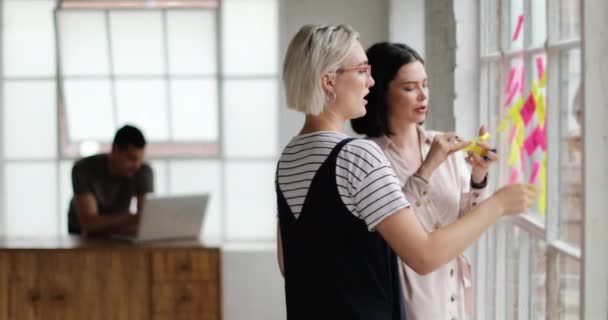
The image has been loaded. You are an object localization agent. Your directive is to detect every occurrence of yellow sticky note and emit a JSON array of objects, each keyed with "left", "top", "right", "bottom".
[
  {"left": 536, "top": 93, "right": 546, "bottom": 128},
  {"left": 531, "top": 80, "right": 540, "bottom": 96},
  {"left": 515, "top": 117, "right": 525, "bottom": 148},
  {"left": 462, "top": 132, "right": 490, "bottom": 156},
  {"left": 539, "top": 72, "right": 547, "bottom": 88},
  {"left": 508, "top": 141, "right": 521, "bottom": 166},
  {"left": 498, "top": 97, "right": 525, "bottom": 133},
  {"left": 538, "top": 156, "right": 547, "bottom": 215}
]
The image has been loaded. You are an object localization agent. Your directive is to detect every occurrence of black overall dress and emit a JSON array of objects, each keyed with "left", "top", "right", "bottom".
[{"left": 277, "top": 138, "right": 406, "bottom": 320}]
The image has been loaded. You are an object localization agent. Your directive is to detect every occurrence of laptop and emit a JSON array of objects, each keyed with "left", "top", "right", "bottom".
[{"left": 113, "top": 193, "right": 209, "bottom": 243}]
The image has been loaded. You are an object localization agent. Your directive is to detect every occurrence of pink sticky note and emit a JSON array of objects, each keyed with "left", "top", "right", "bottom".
[
  {"left": 528, "top": 161, "right": 540, "bottom": 183},
  {"left": 524, "top": 132, "right": 539, "bottom": 156},
  {"left": 537, "top": 126, "right": 547, "bottom": 151},
  {"left": 508, "top": 167, "right": 519, "bottom": 184},
  {"left": 535, "top": 56, "right": 545, "bottom": 81},
  {"left": 504, "top": 81, "right": 519, "bottom": 107},
  {"left": 505, "top": 68, "right": 516, "bottom": 94},
  {"left": 512, "top": 14, "right": 524, "bottom": 41},
  {"left": 509, "top": 124, "right": 518, "bottom": 144},
  {"left": 520, "top": 94, "right": 537, "bottom": 125}
]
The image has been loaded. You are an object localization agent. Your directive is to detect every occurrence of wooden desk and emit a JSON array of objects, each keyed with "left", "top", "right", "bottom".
[{"left": 0, "top": 236, "right": 221, "bottom": 320}]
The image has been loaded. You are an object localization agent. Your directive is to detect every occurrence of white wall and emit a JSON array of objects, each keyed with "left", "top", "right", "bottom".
[
  {"left": 389, "top": 0, "right": 425, "bottom": 59},
  {"left": 582, "top": 0, "right": 608, "bottom": 317},
  {"left": 454, "top": 0, "right": 480, "bottom": 140},
  {"left": 222, "top": 244, "right": 286, "bottom": 320},
  {"left": 424, "top": 0, "right": 456, "bottom": 132}
]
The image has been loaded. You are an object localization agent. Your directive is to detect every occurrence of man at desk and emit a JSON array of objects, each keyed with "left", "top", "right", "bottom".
[{"left": 67, "top": 124, "right": 154, "bottom": 236}]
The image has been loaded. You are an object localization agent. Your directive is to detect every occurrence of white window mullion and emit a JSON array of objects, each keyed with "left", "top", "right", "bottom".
[
  {"left": 474, "top": 232, "right": 488, "bottom": 320},
  {"left": 494, "top": 221, "right": 508, "bottom": 320},
  {"left": 518, "top": 231, "right": 531, "bottom": 319}
]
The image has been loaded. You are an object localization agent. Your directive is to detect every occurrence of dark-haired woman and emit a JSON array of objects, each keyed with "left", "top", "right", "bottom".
[{"left": 351, "top": 42, "right": 499, "bottom": 319}]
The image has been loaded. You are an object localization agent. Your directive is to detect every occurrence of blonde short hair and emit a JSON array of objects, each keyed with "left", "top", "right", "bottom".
[{"left": 282, "top": 24, "right": 359, "bottom": 116}]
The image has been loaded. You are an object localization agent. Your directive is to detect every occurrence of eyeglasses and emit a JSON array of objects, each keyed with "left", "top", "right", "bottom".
[{"left": 336, "top": 64, "right": 372, "bottom": 78}]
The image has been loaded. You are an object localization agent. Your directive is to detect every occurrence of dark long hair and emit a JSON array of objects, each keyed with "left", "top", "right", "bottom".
[{"left": 351, "top": 42, "right": 424, "bottom": 137}]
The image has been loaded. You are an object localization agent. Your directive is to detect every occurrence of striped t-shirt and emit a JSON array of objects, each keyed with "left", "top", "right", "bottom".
[{"left": 277, "top": 131, "right": 410, "bottom": 230}]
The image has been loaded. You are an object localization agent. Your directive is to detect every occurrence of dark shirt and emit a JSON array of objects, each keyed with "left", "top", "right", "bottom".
[
  {"left": 277, "top": 138, "right": 405, "bottom": 320},
  {"left": 68, "top": 154, "right": 153, "bottom": 234}
]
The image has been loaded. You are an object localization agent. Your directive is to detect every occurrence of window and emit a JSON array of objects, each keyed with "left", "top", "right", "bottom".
[
  {"left": 56, "top": 4, "right": 220, "bottom": 158},
  {"left": 1, "top": 0, "right": 59, "bottom": 235},
  {"left": 1, "top": 0, "right": 279, "bottom": 243},
  {"left": 478, "top": 0, "right": 582, "bottom": 318}
]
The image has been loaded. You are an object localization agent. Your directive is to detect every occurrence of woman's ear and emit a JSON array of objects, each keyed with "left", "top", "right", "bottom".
[{"left": 321, "top": 72, "right": 335, "bottom": 95}]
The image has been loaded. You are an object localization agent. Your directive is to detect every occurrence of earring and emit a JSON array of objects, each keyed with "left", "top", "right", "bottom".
[{"left": 326, "top": 91, "right": 336, "bottom": 103}]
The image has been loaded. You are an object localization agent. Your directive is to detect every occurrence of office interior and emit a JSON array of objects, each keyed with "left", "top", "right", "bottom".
[{"left": 0, "top": 0, "right": 606, "bottom": 319}]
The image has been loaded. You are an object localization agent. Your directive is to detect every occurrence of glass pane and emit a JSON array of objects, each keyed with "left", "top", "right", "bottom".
[
  {"left": 2, "top": 0, "right": 56, "bottom": 77},
  {"left": 168, "top": 160, "right": 222, "bottom": 244},
  {"left": 115, "top": 79, "right": 169, "bottom": 141},
  {"left": 559, "top": 0, "right": 580, "bottom": 40},
  {"left": 507, "top": 0, "right": 524, "bottom": 51},
  {"left": 64, "top": 79, "right": 115, "bottom": 141},
  {"left": 222, "top": 0, "right": 278, "bottom": 75},
  {"left": 170, "top": 79, "right": 218, "bottom": 141},
  {"left": 223, "top": 79, "right": 278, "bottom": 157},
  {"left": 530, "top": 238, "right": 547, "bottom": 319},
  {"left": 530, "top": 0, "right": 547, "bottom": 47},
  {"left": 166, "top": 10, "right": 217, "bottom": 75},
  {"left": 59, "top": 161, "right": 73, "bottom": 235},
  {"left": 225, "top": 161, "right": 275, "bottom": 240},
  {"left": 3, "top": 81, "right": 56, "bottom": 159},
  {"left": 557, "top": 254, "right": 580, "bottom": 319},
  {"left": 109, "top": 11, "right": 165, "bottom": 75},
  {"left": 148, "top": 160, "right": 168, "bottom": 196},
  {"left": 5, "top": 162, "right": 58, "bottom": 236},
  {"left": 57, "top": 11, "right": 110, "bottom": 76},
  {"left": 558, "top": 48, "right": 582, "bottom": 246},
  {"left": 481, "top": 0, "right": 500, "bottom": 53}
]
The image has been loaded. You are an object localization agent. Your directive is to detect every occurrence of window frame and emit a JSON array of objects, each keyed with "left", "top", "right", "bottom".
[
  {"left": 54, "top": 5, "right": 223, "bottom": 160},
  {"left": 477, "top": 0, "right": 588, "bottom": 318}
]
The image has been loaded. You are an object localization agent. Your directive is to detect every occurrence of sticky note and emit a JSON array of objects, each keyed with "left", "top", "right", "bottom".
[
  {"left": 535, "top": 56, "right": 545, "bottom": 81},
  {"left": 539, "top": 157, "right": 547, "bottom": 214},
  {"left": 528, "top": 161, "right": 540, "bottom": 183},
  {"left": 504, "top": 81, "right": 520, "bottom": 108},
  {"left": 520, "top": 94, "right": 537, "bottom": 126},
  {"left": 523, "top": 132, "right": 538, "bottom": 156},
  {"left": 536, "top": 93, "right": 546, "bottom": 127},
  {"left": 506, "top": 68, "right": 516, "bottom": 94},
  {"left": 462, "top": 132, "right": 491, "bottom": 156},
  {"left": 512, "top": 14, "right": 524, "bottom": 41},
  {"left": 509, "top": 124, "right": 518, "bottom": 144},
  {"left": 508, "top": 167, "right": 519, "bottom": 184},
  {"left": 508, "top": 141, "right": 521, "bottom": 166},
  {"left": 499, "top": 97, "right": 525, "bottom": 133},
  {"left": 539, "top": 72, "right": 547, "bottom": 88}
]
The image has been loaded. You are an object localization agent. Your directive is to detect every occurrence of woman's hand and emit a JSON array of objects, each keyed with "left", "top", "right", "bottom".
[
  {"left": 465, "top": 126, "right": 498, "bottom": 184},
  {"left": 491, "top": 183, "right": 537, "bottom": 215},
  {"left": 417, "top": 132, "right": 469, "bottom": 181}
]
